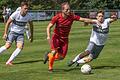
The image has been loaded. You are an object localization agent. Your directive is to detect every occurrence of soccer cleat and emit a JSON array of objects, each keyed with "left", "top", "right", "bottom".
[
  {"left": 75, "top": 62, "right": 79, "bottom": 67},
  {"left": 67, "top": 61, "right": 75, "bottom": 67},
  {"left": 43, "top": 51, "right": 49, "bottom": 64},
  {"left": 48, "top": 69, "right": 53, "bottom": 73},
  {"left": 6, "top": 61, "right": 13, "bottom": 66}
]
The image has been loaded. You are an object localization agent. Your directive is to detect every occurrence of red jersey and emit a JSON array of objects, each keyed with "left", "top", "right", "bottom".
[{"left": 50, "top": 13, "right": 80, "bottom": 38}]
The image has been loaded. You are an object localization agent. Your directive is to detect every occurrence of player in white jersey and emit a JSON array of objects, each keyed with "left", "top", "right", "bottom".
[
  {"left": 68, "top": 10, "right": 117, "bottom": 67},
  {"left": 0, "top": 1, "right": 33, "bottom": 65},
  {"left": 16, "top": 6, "right": 31, "bottom": 40}
]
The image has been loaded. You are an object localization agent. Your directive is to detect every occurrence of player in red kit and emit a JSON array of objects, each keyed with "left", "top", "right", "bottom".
[{"left": 44, "top": 2, "right": 100, "bottom": 72}]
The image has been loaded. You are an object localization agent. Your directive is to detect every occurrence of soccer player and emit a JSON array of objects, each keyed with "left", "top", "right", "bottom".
[
  {"left": 15, "top": 2, "right": 31, "bottom": 40},
  {"left": 44, "top": 2, "right": 101, "bottom": 72},
  {"left": 0, "top": 1, "right": 33, "bottom": 65},
  {"left": 68, "top": 10, "right": 117, "bottom": 67}
]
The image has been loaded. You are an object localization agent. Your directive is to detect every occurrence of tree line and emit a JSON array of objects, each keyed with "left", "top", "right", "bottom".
[{"left": 0, "top": 0, "right": 120, "bottom": 10}]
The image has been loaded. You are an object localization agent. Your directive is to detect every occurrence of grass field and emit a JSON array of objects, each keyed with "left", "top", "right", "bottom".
[{"left": 0, "top": 20, "right": 120, "bottom": 80}]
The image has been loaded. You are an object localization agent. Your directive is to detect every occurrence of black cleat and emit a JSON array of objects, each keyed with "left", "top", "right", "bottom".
[
  {"left": 75, "top": 63, "right": 79, "bottom": 67},
  {"left": 43, "top": 51, "right": 49, "bottom": 64},
  {"left": 67, "top": 61, "right": 75, "bottom": 67}
]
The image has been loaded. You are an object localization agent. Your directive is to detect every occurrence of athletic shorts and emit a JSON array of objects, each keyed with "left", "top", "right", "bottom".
[
  {"left": 85, "top": 42, "right": 104, "bottom": 59},
  {"left": 7, "top": 31, "right": 24, "bottom": 44},
  {"left": 51, "top": 34, "right": 68, "bottom": 58}
]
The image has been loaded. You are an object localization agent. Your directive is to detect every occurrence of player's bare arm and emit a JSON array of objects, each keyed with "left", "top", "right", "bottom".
[
  {"left": 79, "top": 17, "right": 95, "bottom": 23},
  {"left": 28, "top": 21, "right": 33, "bottom": 42},
  {"left": 46, "top": 23, "right": 54, "bottom": 40},
  {"left": 46, "top": 23, "right": 54, "bottom": 46},
  {"left": 3, "top": 18, "right": 12, "bottom": 40},
  {"left": 79, "top": 17, "right": 101, "bottom": 26}
]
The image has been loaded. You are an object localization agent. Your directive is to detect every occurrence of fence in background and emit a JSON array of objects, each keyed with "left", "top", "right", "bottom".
[
  {"left": 28, "top": 10, "right": 120, "bottom": 21},
  {"left": 0, "top": 10, "right": 120, "bottom": 22}
]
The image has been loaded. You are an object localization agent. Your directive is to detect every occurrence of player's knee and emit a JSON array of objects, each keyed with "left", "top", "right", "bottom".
[
  {"left": 85, "top": 50, "right": 91, "bottom": 54},
  {"left": 5, "top": 43, "right": 11, "bottom": 49},
  {"left": 84, "top": 57, "right": 92, "bottom": 63},
  {"left": 16, "top": 42, "right": 23, "bottom": 49}
]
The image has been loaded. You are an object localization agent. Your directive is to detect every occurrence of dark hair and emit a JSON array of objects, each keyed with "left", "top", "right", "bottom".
[
  {"left": 97, "top": 10, "right": 104, "bottom": 15},
  {"left": 61, "top": 2, "right": 69, "bottom": 10},
  {"left": 20, "top": 1, "right": 28, "bottom": 7}
]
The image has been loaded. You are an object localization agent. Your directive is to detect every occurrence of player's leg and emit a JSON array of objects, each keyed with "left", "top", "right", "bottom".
[
  {"left": 68, "top": 42, "right": 94, "bottom": 67},
  {"left": 48, "top": 51, "right": 55, "bottom": 72},
  {"left": 56, "top": 39, "right": 68, "bottom": 60},
  {"left": 0, "top": 42, "right": 11, "bottom": 54},
  {"left": 68, "top": 51, "right": 90, "bottom": 66},
  {"left": 6, "top": 34, "right": 24, "bottom": 65},
  {"left": 77, "top": 55, "right": 93, "bottom": 64},
  {"left": 48, "top": 38, "right": 68, "bottom": 61},
  {"left": 43, "top": 35, "right": 59, "bottom": 64},
  {"left": 44, "top": 35, "right": 59, "bottom": 71},
  {"left": 0, "top": 32, "right": 14, "bottom": 54},
  {"left": 77, "top": 43, "right": 104, "bottom": 64}
]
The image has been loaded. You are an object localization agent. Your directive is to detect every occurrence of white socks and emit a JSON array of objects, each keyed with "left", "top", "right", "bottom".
[
  {"left": 6, "top": 48, "right": 21, "bottom": 64},
  {"left": 72, "top": 54, "right": 80, "bottom": 62},
  {"left": 77, "top": 58, "right": 86, "bottom": 64},
  {"left": 0, "top": 46, "right": 7, "bottom": 54}
]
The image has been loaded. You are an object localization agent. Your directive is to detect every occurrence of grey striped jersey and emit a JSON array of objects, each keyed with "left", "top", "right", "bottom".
[
  {"left": 10, "top": 11, "right": 32, "bottom": 34},
  {"left": 90, "top": 18, "right": 110, "bottom": 45}
]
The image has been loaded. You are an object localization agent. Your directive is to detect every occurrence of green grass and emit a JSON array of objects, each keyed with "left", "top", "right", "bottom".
[{"left": 0, "top": 20, "right": 120, "bottom": 80}]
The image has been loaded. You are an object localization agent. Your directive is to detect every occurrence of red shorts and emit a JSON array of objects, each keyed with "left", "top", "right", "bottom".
[{"left": 50, "top": 34, "right": 68, "bottom": 58}]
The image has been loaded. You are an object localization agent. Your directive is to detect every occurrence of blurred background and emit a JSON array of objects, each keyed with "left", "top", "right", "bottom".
[{"left": 0, "top": 0, "right": 120, "bottom": 22}]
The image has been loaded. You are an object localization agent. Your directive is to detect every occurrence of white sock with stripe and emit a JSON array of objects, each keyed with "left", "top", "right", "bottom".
[
  {"left": 6, "top": 48, "right": 21, "bottom": 64},
  {"left": 72, "top": 54, "right": 80, "bottom": 62},
  {"left": 77, "top": 58, "right": 86, "bottom": 64},
  {"left": 0, "top": 46, "right": 7, "bottom": 54}
]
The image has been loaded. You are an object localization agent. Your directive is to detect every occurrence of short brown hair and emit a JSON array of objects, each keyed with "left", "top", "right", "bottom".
[
  {"left": 61, "top": 2, "right": 69, "bottom": 10},
  {"left": 20, "top": 1, "right": 28, "bottom": 7},
  {"left": 97, "top": 10, "right": 104, "bottom": 15}
]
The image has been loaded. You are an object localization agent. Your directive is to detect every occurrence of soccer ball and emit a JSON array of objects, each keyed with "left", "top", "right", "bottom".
[{"left": 81, "top": 64, "right": 91, "bottom": 74}]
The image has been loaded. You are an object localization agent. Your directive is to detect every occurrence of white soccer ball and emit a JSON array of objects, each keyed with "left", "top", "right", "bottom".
[{"left": 81, "top": 64, "right": 92, "bottom": 74}]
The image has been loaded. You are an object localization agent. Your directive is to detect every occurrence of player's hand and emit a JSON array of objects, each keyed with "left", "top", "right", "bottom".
[
  {"left": 29, "top": 35, "right": 33, "bottom": 43},
  {"left": 47, "top": 36, "right": 50, "bottom": 40},
  {"left": 2, "top": 33, "right": 7, "bottom": 40}
]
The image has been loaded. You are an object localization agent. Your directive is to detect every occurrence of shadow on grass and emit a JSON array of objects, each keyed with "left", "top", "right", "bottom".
[
  {"left": 51, "top": 68, "right": 94, "bottom": 75},
  {"left": 65, "top": 67, "right": 80, "bottom": 71},
  {"left": 14, "top": 59, "right": 44, "bottom": 64},
  {"left": 54, "top": 65, "right": 120, "bottom": 73},
  {"left": 93, "top": 65, "right": 120, "bottom": 69}
]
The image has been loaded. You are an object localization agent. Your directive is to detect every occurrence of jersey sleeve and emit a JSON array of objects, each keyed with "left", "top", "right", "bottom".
[
  {"left": 28, "top": 14, "right": 32, "bottom": 22},
  {"left": 50, "top": 15, "right": 58, "bottom": 25},
  {"left": 106, "top": 18, "right": 111, "bottom": 23},
  {"left": 73, "top": 14, "right": 80, "bottom": 21},
  {"left": 10, "top": 11, "right": 18, "bottom": 20}
]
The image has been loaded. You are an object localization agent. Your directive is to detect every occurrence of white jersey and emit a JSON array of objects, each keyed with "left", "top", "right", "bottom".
[
  {"left": 90, "top": 18, "right": 111, "bottom": 45},
  {"left": 10, "top": 11, "right": 32, "bottom": 34}
]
